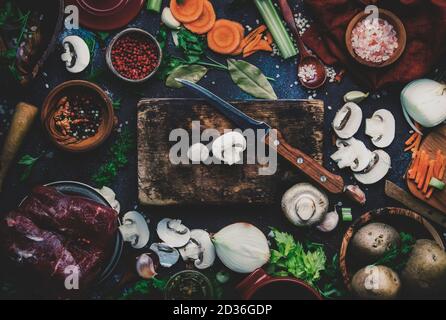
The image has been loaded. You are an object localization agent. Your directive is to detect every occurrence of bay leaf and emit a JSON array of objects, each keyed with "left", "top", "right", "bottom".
[
  {"left": 227, "top": 59, "right": 277, "bottom": 100},
  {"left": 166, "top": 65, "right": 208, "bottom": 88}
]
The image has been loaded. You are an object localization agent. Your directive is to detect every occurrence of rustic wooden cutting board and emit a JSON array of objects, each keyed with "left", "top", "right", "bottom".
[
  {"left": 407, "top": 125, "right": 446, "bottom": 214},
  {"left": 137, "top": 98, "right": 324, "bottom": 206}
]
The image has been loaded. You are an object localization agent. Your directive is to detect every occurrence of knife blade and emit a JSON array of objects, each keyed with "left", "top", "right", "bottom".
[
  {"left": 177, "top": 79, "right": 366, "bottom": 204},
  {"left": 385, "top": 180, "right": 446, "bottom": 229}
]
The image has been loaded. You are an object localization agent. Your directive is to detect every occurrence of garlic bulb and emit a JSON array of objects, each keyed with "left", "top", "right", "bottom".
[
  {"left": 213, "top": 223, "right": 270, "bottom": 273},
  {"left": 401, "top": 79, "right": 446, "bottom": 133}
]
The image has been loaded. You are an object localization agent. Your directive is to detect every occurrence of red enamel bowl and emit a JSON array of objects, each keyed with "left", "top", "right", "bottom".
[
  {"left": 236, "top": 268, "right": 323, "bottom": 300},
  {"left": 78, "top": 0, "right": 128, "bottom": 16}
]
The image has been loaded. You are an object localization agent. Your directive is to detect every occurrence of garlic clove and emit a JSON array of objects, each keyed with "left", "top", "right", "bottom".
[
  {"left": 136, "top": 252, "right": 159, "bottom": 279},
  {"left": 161, "top": 7, "right": 181, "bottom": 30},
  {"left": 317, "top": 211, "right": 340, "bottom": 232}
]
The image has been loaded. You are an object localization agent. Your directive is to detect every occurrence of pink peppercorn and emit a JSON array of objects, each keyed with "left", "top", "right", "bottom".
[{"left": 111, "top": 33, "right": 160, "bottom": 80}]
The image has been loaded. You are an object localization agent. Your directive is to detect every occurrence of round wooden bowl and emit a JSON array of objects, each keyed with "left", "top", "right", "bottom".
[
  {"left": 345, "top": 9, "right": 406, "bottom": 68},
  {"left": 339, "top": 207, "right": 445, "bottom": 292},
  {"left": 41, "top": 80, "right": 114, "bottom": 153}
]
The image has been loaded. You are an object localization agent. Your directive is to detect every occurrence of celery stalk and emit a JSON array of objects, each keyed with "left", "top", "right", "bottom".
[
  {"left": 254, "top": 0, "right": 298, "bottom": 59},
  {"left": 147, "top": 0, "right": 162, "bottom": 13}
]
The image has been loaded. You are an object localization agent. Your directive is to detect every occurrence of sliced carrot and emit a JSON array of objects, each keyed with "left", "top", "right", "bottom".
[
  {"left": 417, "top": 155, "right": 429, "bottom": 190},
  {"left": 433, "top": 151, "right": 443, "bottom": 177},
  {"left": 184, "top": 1, "right": 216, "bottom": 34},
  {"left": 423, "top": 160, "right": 435, "bottom": 194},
  {"left": 408, "top": 151, "right": 419, "bottom": 180},
  {"left": 265, "top": 31, "right": 273, "bottom": 45},
  {"left": 439, "top": 156, "right": 446, "bottom": 180},
  {"left": 240, "top": 25, "right": 267, "bottom": 49},
  {"left": 242, "top": 34, "right": 262, "bottom": 57},
  {"left": 230, "top": 22, "right": 245, "bottom": 56},
  {"left": 243, "top": 39, "right": 273, "bottom": 58},
  {"left": 415, "top": 152, "right": 427, "bottom": 185},
  {"left": 207, "top": 19, "right": 242, "bottom": 54},
  {"left": 170, "top": 0, "right": 205, "bottom": 23},
  {"left": 405, "top": 132, "right": 418, "bottom": 146}
]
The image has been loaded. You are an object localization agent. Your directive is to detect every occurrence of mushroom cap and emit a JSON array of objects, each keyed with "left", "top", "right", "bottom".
[
  {"left": 281, "top": 183, "right": 329, "bottom": 227},
  {"left": 149, "top": 243, "right": 180, "bottom": 268},
  {"left": 187, "top": 143, "right": 209, "bottom": 163},
  {"left": 333, "top": 102, "right": 363, "bottom": 139},
  {"left": 333, "top": 138, "right": 373, "bottom": 172},
  {"left": 119, "top": 211, "right": 150, "bottom": 249},
  {"left": 95, "top": 186, "right": 120, "bottom": 213},
  {"left": 179, "top": 229, "right": 216, "bottom": 270},
  {"left": 156, "top": 218, "right": 191, "bottom": 248},
  {"left": 365, "top": 109, "right": 396, "bottom": 148},
  {"left": 61, "top": 35, "right": 90, "bottom": 73},
  {"left": 212, "top": 131, "right": 246, "bottom": 165},
  {"left": 354, "top": 150, "right": 391, "bottom": 185}
]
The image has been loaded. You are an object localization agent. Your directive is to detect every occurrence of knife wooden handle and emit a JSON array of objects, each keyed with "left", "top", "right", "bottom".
[{"left": 264, "top": 129, "right": 345, "bottom": 194}]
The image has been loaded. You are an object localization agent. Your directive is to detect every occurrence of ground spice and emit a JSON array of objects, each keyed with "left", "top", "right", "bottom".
[{"left": 111, "top": 33, "right": 160, "bottom": 80}]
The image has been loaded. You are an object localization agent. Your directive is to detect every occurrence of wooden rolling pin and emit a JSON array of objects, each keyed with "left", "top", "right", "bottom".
[{"left": 0, "top": 102, "right": 38, "bottom": 192}]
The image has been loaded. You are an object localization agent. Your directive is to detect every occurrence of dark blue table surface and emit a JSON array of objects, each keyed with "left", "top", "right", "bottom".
[{"left": 0, "top": 0, "right": 444, "bottom": 299}]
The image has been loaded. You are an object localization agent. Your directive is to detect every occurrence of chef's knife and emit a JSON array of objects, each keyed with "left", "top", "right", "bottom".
[
  {"left": 385, "top": 180, "right": 446, "bottom": 229},
  {"left": 177, "top": 79, "right": 366, "bottom": 204}
]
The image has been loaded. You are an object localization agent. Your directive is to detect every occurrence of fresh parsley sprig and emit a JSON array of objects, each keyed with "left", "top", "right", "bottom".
[{"left": 18, "top": 154, "right": 42, "bottom": 182}]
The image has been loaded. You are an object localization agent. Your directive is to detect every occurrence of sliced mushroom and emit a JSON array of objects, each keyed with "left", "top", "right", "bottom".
[
  {"left": 332, "top": 102, "right": 363, "bottom": 139},
  {"left": 281, "top": 183, "right": 329, "bottom": 227},
  {"left": 366, "top": 109, "right": 396, "bottom": 148},
  {"left": 212, "top": 131, "right": 247, "bottom": 165},
  {"left": 136, "top": 252, "right": 159, "bottom": 279},
  {"left": 187, "top": 143, "right": 209, "bottom": 163},
  {"left": 316, "top": 210, "right": 339, "bottom": 232},
  {"left": 157, "top": 218, "right": 191, "bottom": 248},
  {"left": 179, "top": 229, "right": 216, "bottom": 270},
  {"left": 60, "top": 36, "right": 90, "bottom": 73},
  {"left": 332, "top": 138, "right": 373, "bottom": 172},
  {"left": 354, "top": 150, "right": 391, "bottom": 185},
  {"left": 95, "top": 186, "right": 120, "bottom": 213},
  {"left": 119, "top": 211, "right": 150, "bottom": 249},
  {"left": 150, "top": 243, "right": 180, "bottom": 268}
]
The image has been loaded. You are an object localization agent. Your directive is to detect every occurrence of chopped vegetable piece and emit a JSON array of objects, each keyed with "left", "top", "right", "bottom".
[
  {"left": 207, "top": 19, "right": 242, "bottom": 54},
  {"left": 146, "top": 0, "right": 162, "bottom": 13},
  {"left": 170, "top": 0, "right": 205, "bottom": 23},
  {"left": 429, "top": 177, "right": 445, "bottom": 190},
  {"left": 230, "top": 22, "right": 245, "bottom": 56},
  {"left": 423, "top": 160, "right": 435, "bottom": 194},
  {"left": 253, "top": 0, "right": 297, "bottom": 59},
  {"left": 342, "top": 208, "right": 352, "bottom": 222},
  {"left": 184, "top": 1, "right": 216, "bottom": 34}
]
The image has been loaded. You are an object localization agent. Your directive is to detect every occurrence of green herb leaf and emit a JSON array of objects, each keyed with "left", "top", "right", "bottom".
[
  {"left": 112, "top": 98, "right": 121, "bottom": 110},
  {"left": 18, "top": 154, "right": 41, "bottom": 182},
  {"left": 227, "top": 59, "right": 277, "bottom": 100},
  {"left": 120, "top": 277, "right": 167, "bottom": 300},
  {"left": 92, "top": 129, "right": 135, "bottom": 187},
  {"left": 166, "top": 65, "right": 208, "bottom": 88},
  {"left": 95, "top": 31, "right": 110, "bottom": 42},
  {"left": 373, "top": 232, "right": 415, "bottom": 272}
]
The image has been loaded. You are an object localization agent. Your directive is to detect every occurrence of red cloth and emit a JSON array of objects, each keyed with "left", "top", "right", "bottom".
[{"left": 302, "top": 0, "right": 446, "bottom": 90}]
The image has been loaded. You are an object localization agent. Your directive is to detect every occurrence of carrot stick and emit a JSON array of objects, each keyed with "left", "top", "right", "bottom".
[
  {"left": 426, "top": 187, "right": 434, "bottom": 199},
  {"left": 405, "top": 132, "right": 418, "bottom": 146},
  {"left": 415, "top": 152, "right": 426, "bottom": 184},
  {"left": 423, "top": 160, "right": 435, "bottom": 194},
  {"left": 408, "top": 151, "right": 419, "bottom": 180},
  {"left": 416, "top": 153, "right": 429, "bottom": 187},
  {"left": 433, "top": 152, "right": 443, "bottom": 177}
]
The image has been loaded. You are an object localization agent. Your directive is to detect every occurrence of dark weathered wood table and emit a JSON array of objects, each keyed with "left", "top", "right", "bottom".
[{"left": 0, "top": 0, "right": 444, "bottom": 299}]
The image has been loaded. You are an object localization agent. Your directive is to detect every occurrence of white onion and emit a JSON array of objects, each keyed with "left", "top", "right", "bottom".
[
  {"left": 401, "top": 79, "right": 446, "bottom": 133},
  {"left": 212, "top": 223, "right": 270, "bottom": 273}
]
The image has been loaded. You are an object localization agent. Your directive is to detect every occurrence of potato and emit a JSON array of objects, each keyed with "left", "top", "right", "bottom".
[
  {"left": 351, "top": 223, "right": 400, "bottom": 262},
  {"left": 402, "top": 239, "right": 446, "bottom": 295},
  {"left": 351, "top": 265, "right": 401, "bottom": 300}
]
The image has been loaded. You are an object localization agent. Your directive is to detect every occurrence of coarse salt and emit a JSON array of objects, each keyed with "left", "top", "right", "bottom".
[
  {"left": 298, "top": 64, "right": 317, "bottom": 83},
  {"left": 351, "top": 18, "right": 398, "bottom": 63}
]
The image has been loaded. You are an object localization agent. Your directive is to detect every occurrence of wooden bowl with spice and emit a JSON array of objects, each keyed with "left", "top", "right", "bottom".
[
  {"left": 345, "top": 9, "right": 406, "bottom": 68},
  {"left": 41, "top": 80, "right": 115, "bottom": 153},
  {"left": 106, "top": 28, "right": 162, "bottom": 83},
  {"left": 339, "top": 207, "right": 444, "bottom": 294}
]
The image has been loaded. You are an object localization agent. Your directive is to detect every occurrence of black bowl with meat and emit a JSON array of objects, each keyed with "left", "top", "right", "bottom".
[
  {"left": 0, "top": 182, "right": 123, "bottom": 298},
  {"left": 0, "top": 0, "right": 64, "bottom": 88}
]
